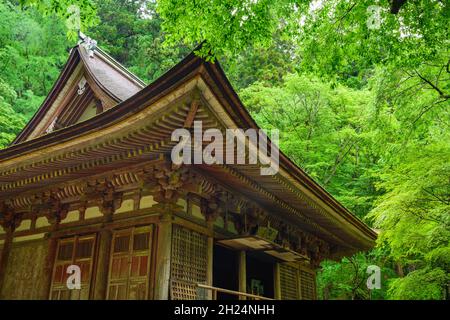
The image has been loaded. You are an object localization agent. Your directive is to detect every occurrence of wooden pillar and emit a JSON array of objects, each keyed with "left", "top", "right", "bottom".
[
  {"left": 238, "top": 250, "right": 246, "bottom": 300},
  {"left": 274, "top": 263, "right": 281, "bottom": 300},
  {"left": 0, "top": 205, "right": 19, "bottom": 299},
  {"left": 153, "top": 213, "right": 172, "bottom": 300},
  {"left": 313, "top": 271, "right": 317, "bottom": 300},
  {"left": 44, "top": 218, "right": 61, "bottom": 299},
  {"left": 297, "top": 268, "right": 303, "bottom": 300},
  {"left": 0, "top": 227, "right": 13, "bottom": 298},
  {"left": 42, "top": 202, "right": 70, "bottom": 300},
  {"left": 206, "top": 219, "right": 214, "bottom": 300},
  {"left": 93, "top": 228, "right": 112, "bottom": 299},
  {"left": 91, "top": 193, "right": 116, "bottom": 300},
  {"left": 43, "top": 235, "right": 58, "bottom": 299}
]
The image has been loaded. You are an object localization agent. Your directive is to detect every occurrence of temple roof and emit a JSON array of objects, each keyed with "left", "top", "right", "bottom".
[
  {"left": 11, "top": 36, "right": 145, "bottom": 144},
  {"left": 0, "top": 40, "right": 377, "bottom": 257}
]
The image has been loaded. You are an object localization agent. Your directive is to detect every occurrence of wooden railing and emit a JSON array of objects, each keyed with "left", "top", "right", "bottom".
[{"left": 196, "top": 283, "right": 274, "bottom": 300}]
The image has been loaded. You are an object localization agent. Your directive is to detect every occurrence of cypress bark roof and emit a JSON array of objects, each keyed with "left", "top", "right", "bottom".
[{"left": 11, "top": 39, "right": 145, "bottom": 144}]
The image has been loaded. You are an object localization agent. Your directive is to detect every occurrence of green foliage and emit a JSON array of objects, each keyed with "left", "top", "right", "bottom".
[
  {"left": 19, "top": 0, "right": 98, "bottom": 39},
  {"left": 387, "top": 268, "right": 448, "bottom": 300},
  {"left": 366, "top": 123, "right": 450, "bottom": 299},
  {"left": 87, "top": 0, "right": 294, "bottom": 89},
  {"left": 240, "top": 74, "right": 381, "bottom": 217},
  {"left": 88, "top": 0, "right": 190, "bottom": 83},
  {"left": 157, "top": 0, "right": 280, "bottom": 59},
  {"left": 0, "top": 0, "right": 448, "bottom": 300},
  {"left": 221, "top": 30, "right": 299, "bottom": 89},
  {"left": 0, "top": 77, "right": 25, "bottom": 148},
  {"left": 294, "top": 1, "right": 449, "bottom": 81},
  {"left": 317, "top": 251, "right": 396, "bottom": 300},
  {"left": 156, "top": 1, "right": 449, "bottom": 70},
  {"left": 0, "top": 0, "right": 71, "bottom": 146}
]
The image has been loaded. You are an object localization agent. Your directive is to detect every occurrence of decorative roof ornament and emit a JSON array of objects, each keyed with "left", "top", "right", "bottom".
[
  {"left": 45, "top": 117, "right": 58, "bottom": 134},
  {"left": 77, "top": 77, "right": 87, "bottom": 95},
  {"left": 78, "top": 31, "right": 97, "bottom": 58}
]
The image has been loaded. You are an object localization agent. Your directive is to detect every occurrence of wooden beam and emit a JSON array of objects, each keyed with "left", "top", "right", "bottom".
[
  {"left": 183, "top": 100, "right": 199, "bottom": 128},
  {"left": 274, "top": 263, "right": 281, "bottom": 300},
  {"left": 153, "top": 213, "right": 172, "bottom": 299},
  {"left": 92, "top": 229, "right": 112, "bottom": 299},
  {"left": 206, "top": 219, "right": 214, "bottom": 300},
  {"left": 297, "top": 267, "right": 303, "bottom": 300},
  {"left": 43, "top": 221, "right": 61, "bottom": 300},
  {"left": 43, "top": 236, "right": 58, "bottom": 299},
  {"left": 0, "top": 227, "right": 13, "bottom": 298},
  {"left": 238, "top": 250, "right": 246, "bottom": 300}
]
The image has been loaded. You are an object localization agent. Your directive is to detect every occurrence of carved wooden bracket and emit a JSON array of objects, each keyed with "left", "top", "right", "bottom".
[
  {"left": 33, "top": 191, "right": 69, "bottom": 225},
  {"left": 0, "top": 202, "right": 21, "bottom": 232},
  {"left": 200, "top": 193, "right": 226, "bottom": 223},
  {"left": 310, "top": 240, "right": 330, "bottom": 267},
  {"left": 85, "top": 179, "right": 123, "bottom": 216},
  {"left": 142, "top": 162, "right": 198, "bottom": 203}
]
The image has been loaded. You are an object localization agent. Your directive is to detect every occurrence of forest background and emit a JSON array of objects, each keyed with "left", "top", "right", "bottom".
[{"left": 0, "top": 0, "right": 448, "bottom": 299}]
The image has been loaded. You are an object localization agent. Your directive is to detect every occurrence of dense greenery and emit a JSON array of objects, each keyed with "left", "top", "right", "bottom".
[
  {"left": 0, "top": 1, "right": 71, "bottom": 146},
  {"left": 0, "top": 0, "right": 448, "bottom": 299}
]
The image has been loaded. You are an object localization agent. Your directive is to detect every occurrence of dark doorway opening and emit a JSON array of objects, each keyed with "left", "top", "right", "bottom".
[
  {"left": 213, "top": 244, "right": 239, "bottom": 299},
  {"left": 246, "top": 253, "right": 274, "bottom": 298}
]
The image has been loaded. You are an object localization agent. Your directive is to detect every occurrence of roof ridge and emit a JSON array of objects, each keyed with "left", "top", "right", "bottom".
[{"left": 78, "top": 32, "right": 146, "bottom": 88}]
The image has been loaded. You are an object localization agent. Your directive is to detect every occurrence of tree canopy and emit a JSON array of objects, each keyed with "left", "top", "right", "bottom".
[{"left": 0, "top": 0, "right": 448, "bottom": 299}]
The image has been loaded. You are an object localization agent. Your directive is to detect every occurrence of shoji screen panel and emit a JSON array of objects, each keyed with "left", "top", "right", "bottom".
[{"left": 170, "top": 225, "right": 208, "bottom": 300}]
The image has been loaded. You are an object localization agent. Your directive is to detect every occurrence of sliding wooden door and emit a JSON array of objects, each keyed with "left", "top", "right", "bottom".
[
  {"left": 50, "top": 234, "right": 96, "bottom": 300},
  {"left": 106, "top": 225, "right": 153, "bottom": 300}
]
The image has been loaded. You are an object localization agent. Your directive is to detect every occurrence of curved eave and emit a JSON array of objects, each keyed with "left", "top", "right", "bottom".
[
  {"left": 1, "top": 54, "right": 200, "bottom": 160},
  {"left": 11, "top": 45, "right": 145, "bottom": 145},
  {"left": 11, "top": 47, "right": 81, "bottom": 145},
  {"left": 201, "top": 61, "right": 377, "bottom": 244},
  {"left": 0, "top": 48, "right": 376, "bottom": 250}
]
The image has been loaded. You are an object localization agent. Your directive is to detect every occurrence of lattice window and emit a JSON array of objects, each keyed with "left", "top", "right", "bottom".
[
  {"left": 171, "top": 225, "right": 208, "bottom": 300},
  {"left": 280, "top": 264, "right": 299, "bottom": 300},
  {"left": 300, "top": 270, "right": 316, "bottom": 300},
  {"left": 107, "top": 225, "right": 153, "bottom": 300},
  {"left": 50, "top": 234, "right": 96, "bottom": 300}
]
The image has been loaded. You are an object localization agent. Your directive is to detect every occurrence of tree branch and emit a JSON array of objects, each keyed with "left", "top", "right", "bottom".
[{"left": 415, "top": 70, "right": 450, "bottom": 100}]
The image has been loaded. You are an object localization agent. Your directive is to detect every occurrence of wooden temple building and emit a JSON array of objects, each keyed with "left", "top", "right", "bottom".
[{"left": 0, "top": 37, "right": 376, "bottom": 300}]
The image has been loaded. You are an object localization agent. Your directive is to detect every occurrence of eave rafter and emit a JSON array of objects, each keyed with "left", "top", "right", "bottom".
[
  {"left": 0, "top": 93, "right": 363, "bottom": 255},
  {"left": 0, "top": 100, "right": 192, "bottom": 192},
  {"left": 0, "top": 48, "right": 376, "bottom": 257},
  {"left": 199, "top": 163, "right": 354, "bottom": 251}
]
